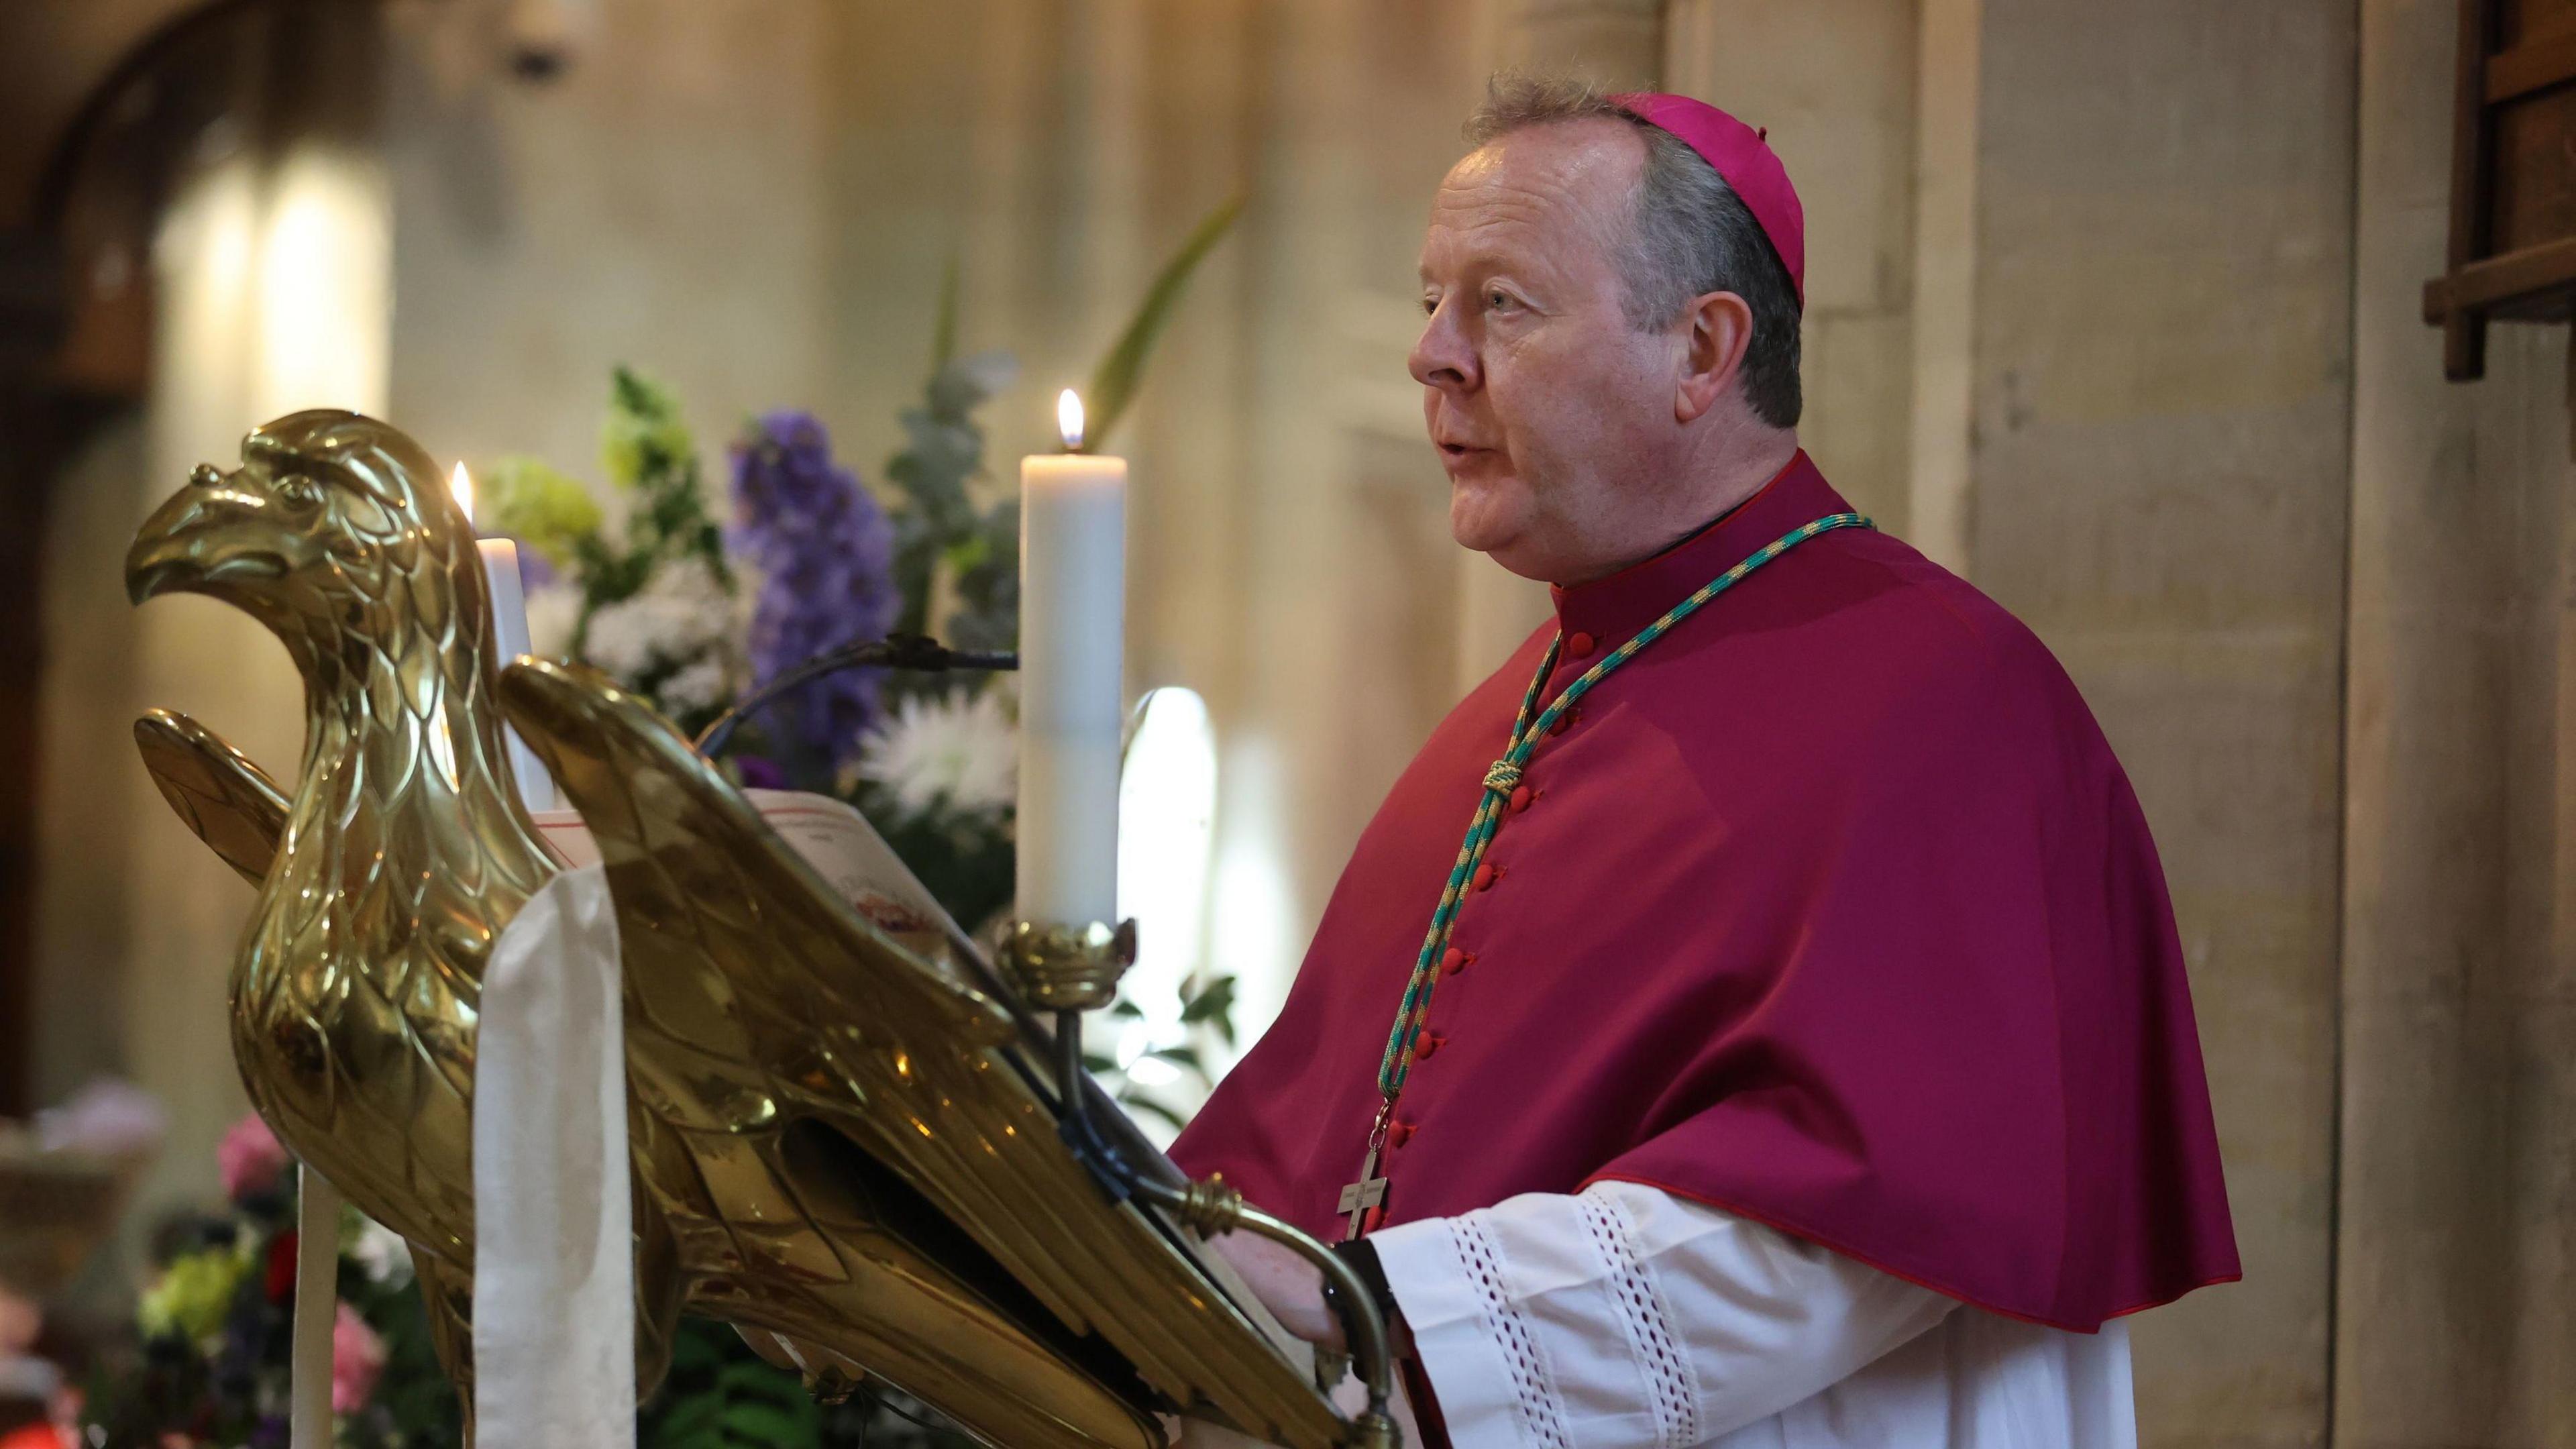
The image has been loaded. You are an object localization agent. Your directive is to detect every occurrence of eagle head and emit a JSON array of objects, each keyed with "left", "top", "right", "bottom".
[{"left": 127, "top": 411, "right": 476, "bottom": 639}]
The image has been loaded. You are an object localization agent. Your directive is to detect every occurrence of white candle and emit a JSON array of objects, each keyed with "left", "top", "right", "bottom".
[
  {"left": 453, "top": 464, "right": 557, "bottom": 813},
  {"left": 1017, "top": 390, "right": 1126, "bottom": 926}
]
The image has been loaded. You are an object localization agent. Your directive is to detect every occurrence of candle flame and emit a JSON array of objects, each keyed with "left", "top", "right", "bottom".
[
  {"left": 450, "top": 462, "right": 475, "bottom": 527},
  {"left": 1057, "top": 389, "right": 1086, "bottom": 452}
]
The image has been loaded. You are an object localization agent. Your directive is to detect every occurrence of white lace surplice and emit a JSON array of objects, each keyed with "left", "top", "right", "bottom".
[{"left": 1365, "top": 1182, "right": 2137, "bottom": 1449}]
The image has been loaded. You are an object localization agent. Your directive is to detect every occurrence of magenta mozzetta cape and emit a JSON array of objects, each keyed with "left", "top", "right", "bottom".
[{"left": 1172, "top": 454, "right": 2239, "bottom": 1331}]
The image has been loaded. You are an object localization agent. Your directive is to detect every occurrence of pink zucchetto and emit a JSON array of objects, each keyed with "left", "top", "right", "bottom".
[{"left": 1609, "top": 93, "right": 1805, "bottom": 303}]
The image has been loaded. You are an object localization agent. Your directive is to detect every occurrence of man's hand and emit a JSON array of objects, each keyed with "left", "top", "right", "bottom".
[{"left": 1205, "top": 1230, "right": 1345, "bottom": 1353}]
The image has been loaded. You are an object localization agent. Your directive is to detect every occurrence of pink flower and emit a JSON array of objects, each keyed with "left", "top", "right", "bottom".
[
  {"left": 331, "top": 1301, "right": 387, "bottom": 1412},
  {"left": 0, "top": 1285, "right": 38, "bottom": 1354},
  {"left": 217, "top": 1113, "right": 290, "bottom": 1202}
]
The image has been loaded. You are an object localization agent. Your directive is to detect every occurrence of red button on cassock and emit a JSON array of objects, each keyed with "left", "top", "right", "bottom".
[
  {"left": 1390, "top": 1119, "right": 1417, "bottom": 1146},
  {"left": 1440, "top": 946, "right": 1469, "bottom": 975},
  {"left": 1566, "top": 631, "right": 1597, "bottom": 658},
  {"left": 1472, "top": 861, "right": 1499, "bottom": 891},
  {"left": 1509, "top": 784, "right": 1534, "bottom": 813},
  {"left": 1413, "top": 1033, "right": 1442, "bottom": 1061}
]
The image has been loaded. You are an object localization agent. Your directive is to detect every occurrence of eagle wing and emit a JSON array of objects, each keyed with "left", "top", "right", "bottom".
[
  {"left": 496, "top": 659, "right": 1343, "bottom": 1449},
  {"left": 133, "top": 708, "right": 290, "bottom": 885}
]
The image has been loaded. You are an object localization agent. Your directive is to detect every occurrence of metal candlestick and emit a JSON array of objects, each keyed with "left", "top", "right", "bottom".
[{"left": 998, "top": 918, "right": 1399, "bottom": 1448}]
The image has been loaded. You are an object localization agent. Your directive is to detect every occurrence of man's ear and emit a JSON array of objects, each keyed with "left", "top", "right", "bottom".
[{"left": 1676, "top": 290, "right": 1755, "bottom": 424}]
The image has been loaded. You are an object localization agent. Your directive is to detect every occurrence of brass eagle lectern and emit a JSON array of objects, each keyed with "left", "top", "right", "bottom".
[{"left": 125, "top": 411, "right": 1392, "bottom": 1449}]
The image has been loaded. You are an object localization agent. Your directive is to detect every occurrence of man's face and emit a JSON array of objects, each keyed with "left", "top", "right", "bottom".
[{"left": 1412, "top": 119, "right": 1680, "bottom": 582}]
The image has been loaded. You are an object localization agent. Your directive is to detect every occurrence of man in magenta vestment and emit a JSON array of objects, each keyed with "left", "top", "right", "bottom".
[{"left": 1167, "top": 76, "right": 2239, "bottom": 1449}]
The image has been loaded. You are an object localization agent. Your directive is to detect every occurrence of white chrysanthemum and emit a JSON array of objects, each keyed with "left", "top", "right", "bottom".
[
  {"left": 582, "top": 555, "right": 733, "bottom": 684},
  {"left": 659, "top": 653, "right": 731, "bottom": 712},
  {"left": 347, "top": 1213, "right": 414, "bottom": 1287},
  {"left": 853, "top": 688, "right": 1017, "bottom": 820},
  {"left": 524, "top": 583, "right": 583, "bottom": 660}
]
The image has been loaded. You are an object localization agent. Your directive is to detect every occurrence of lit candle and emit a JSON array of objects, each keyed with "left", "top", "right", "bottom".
[
  {"left": 453, "top": 464, "right": 556, "bottom": 813},
  {"left": 1017, "top": 390, "right": 1126, "bottom": 926}
]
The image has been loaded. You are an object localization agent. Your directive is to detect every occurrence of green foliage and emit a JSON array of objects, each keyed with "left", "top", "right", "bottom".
[
  {"left": 135, "top": 1244, "right": 251, "bottom": 1342},
  {"left": 556, "top": 366, "right": 734, "bottom": 631},
  {"left": 639, "top": 1318, "right": 979, "bottom": 1449},
  {"left": 641, "top": 1319, "right": 823, "bottom": 1449},
  {"left": 878, "top": 347, "right": 1021, "bottom": 662},
  {"left": 1081, "top": 193, "right": 1246, "bottom": 449},
  {"left": 482, "top": 455, "right": 606, "bottom": 566},
  {"left": 1181, "top": 973, "right": 1240, "bottom": 1048},
  {"left": 928, "top": 253, "right": 962, "bottom": 377},
  {"left": 603, "top": 368, "right": 700, "bottom": 494},
  {"left": 608, "top": 366, "right": 731, "bottom": 587}
]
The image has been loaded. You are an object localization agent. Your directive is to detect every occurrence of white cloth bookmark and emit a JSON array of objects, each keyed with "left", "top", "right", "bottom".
[{"left": 472, "top": 865, "right": 635, "bottom": 1449}]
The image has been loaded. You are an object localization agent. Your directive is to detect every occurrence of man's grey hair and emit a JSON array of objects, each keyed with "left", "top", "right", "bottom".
[{"left": 1465, "top": 74, "right": 1802, "bottom": 429}]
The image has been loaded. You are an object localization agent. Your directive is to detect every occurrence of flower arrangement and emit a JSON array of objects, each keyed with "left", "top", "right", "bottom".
[
  {"left": 76, "top": 1114, "right": 449, "bottom": 1449},
  {"left": 492, "top": 350, "right": 1027, "bottom": 932}
]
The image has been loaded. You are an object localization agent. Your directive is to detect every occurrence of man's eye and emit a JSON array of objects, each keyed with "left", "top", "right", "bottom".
[
  {"left": 1422, "top": 295, "right": 1438, "bottom": 317},
  {"left": 1486, "top": 289, "right": 1517, "bottom": 312}
]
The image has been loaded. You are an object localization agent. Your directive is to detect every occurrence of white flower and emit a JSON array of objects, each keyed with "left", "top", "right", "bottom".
[
  {"left": 582, "top": 556, "right": 734, "bottom": 686},
  {"left": 659, "top": 653, "right": 731, "bottom": 712},
  {"left": 346, "top": 1213, "right": 414, "bottom": 1287},
  {"left": 525, "top": 583, "right": 583, "bottom": 660},
  {"left": 852, "top": 688, "right": 1017, "bottom": 819}
]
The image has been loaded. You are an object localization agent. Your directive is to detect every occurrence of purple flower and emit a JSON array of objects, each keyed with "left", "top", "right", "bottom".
[{"left": 729, "top": 411, "right": 900, "bottom": 767}]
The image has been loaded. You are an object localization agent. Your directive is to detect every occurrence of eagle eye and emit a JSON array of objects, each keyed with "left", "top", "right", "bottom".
[{"left": 274, "top": 474, "right": 325, "bottom": 513}]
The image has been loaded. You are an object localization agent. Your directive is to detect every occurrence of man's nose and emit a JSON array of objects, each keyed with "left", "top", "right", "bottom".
[{"left": 1409, "top": 307, "right": 1479, "bottom": 391}]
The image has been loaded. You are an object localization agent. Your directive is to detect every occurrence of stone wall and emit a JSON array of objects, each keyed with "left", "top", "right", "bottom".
[
  {"left": 34, "top": 11, "right": 389, "bottom": 1220},
  {"left": 1966, "top": 5, "right": 2360, "bottom": 1442},
  {"left": 1664, "top": 0, "right": 1917, "bottom": 533},
  {"left": 2339, "top": 0, "right": 2576, "bottom": 1442}
]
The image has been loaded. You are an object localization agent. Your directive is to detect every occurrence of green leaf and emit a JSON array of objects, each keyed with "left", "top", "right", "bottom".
[
  {"left": 1081, "top": 192, "right": 1245, "bottom": 449},
  {"left": 603, "top": 364, "right": 696, "bottom": 492},
  {"left": 1181, "top": 973, "right": 1239, "bottom": 1045},
  {"left": 1117, "top": 1091, "right": 1188, "bottom": 1130},
  {"left": 930, "top": 252, "right": 962, "bottom": 378},
  {"left": 483, "top": 454, "right": 606, "bottom": 564}
]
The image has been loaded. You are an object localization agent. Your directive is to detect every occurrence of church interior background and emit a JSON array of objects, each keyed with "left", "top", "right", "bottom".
[{"left": 0, "top": 0, "right": 2567, "bottom": 1444}]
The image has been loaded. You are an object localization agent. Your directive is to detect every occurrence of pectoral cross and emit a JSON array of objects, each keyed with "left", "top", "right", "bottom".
[
  {"left": 1340, "top": 1107, "right": 1394, "bottom": 1240},
  {"left": 1338, "top": 1145, "right": 1387, "bottom": 1241}
]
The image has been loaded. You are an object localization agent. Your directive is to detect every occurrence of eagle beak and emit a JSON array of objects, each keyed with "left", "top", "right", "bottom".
[{"left": 126, "top": 464, "right": 283, "bottom": 604}]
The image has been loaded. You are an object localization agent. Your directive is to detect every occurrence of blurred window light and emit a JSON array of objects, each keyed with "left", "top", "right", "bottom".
[
  {"left": 1116, "top": 687, "right": 1218, "bottom": 1049},
  {"left": 1209, "top": 737, "right": 1294, "bottom": 1055},
  {"left": 254, "top": 148, "right": 391, "bottom": 417},
  {"left": 1123, "top": 1055, "right": 1183, "bottom": 1089}
]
